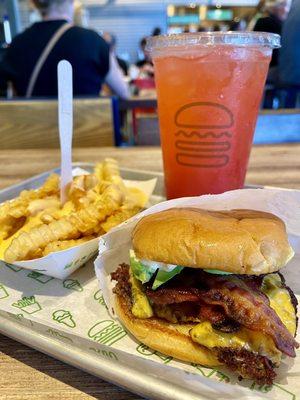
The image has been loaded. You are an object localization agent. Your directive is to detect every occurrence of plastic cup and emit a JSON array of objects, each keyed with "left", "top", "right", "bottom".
[{"left": 146, "top": 32, "right": 280, "bottom": 199}]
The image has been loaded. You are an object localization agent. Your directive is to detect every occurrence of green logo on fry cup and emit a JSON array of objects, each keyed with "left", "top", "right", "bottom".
[
  {"left": 88, "top": 320, "right": 127, "bottom": 345},
  {"left": 63, "top": 279, "right": 83, "bottom": 292},
  {"left": 0, "top": 284, "right": 9, "bottom": 299},
  {"left": 64, "top": 262, "right": 73, "bottom": 270},
  {"left": 12, "top": 296, "right": 42, "bottom": 314},
  {"left": 52, "top": 310, "right": 76, "bottom": 328},
  {"left": 4, "top": 263, "right": 22, "bottom": 272},
  {"left": 27, "top": 271, "right": 54, "bottom": 284}
]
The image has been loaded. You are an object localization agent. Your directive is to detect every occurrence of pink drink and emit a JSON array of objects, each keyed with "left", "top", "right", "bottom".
[{"left": 147, "top": 33, "right": 280, "bottom": 199}]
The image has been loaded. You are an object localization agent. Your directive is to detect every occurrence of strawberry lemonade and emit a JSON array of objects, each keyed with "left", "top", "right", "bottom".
[{"left": 147, "top": 33, "right": 280, "bottom": 199}]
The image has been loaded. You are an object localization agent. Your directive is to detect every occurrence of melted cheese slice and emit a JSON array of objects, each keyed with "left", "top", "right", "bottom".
[
  {"left": 190, "top": 321, "right": 281, "bottom": 365},
  {"left": 261, "top": 273, "right": 296, "bottom": 336}
]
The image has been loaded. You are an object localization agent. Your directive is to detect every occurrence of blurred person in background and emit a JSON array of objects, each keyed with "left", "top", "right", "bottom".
[
  {"left": 229, "top": 18, "right": 247, "bottom": 31},
  {"left": 135, "top": 37, "right": 154, "bottom": 78},
  {"left": 0, "top": 0, "right": 129, "bottom": 98},
  {"left": 132, "top": 29, "right": 162, "bottom": 80},
  {"left": 278, "top": 0, "right": 300, "bottom": 105},
  {"left": 213, "top": 24, "right": 221, "bottom": 31},
  {"left": 253, "top": 0, "right": 291, "bottom": 81},
  {"left": 152, "top": 27, "right": 162, "bottom": 36},
  {"left": 73, "top": 0, "right": 89, "bottom": 27},
  {"left": 103, "top": 32, "right": 128, "bottom": 76}
]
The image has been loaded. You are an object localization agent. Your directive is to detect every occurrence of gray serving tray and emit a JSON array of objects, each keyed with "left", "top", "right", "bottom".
[{"left": 0, "top": 165, "right": 296, "bottom": 400}]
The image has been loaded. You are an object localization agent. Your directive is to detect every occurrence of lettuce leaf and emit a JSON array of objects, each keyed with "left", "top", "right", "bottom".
[
  {"left": 203, "top": 269, "right": 233, "bottom": 275},
  {"left": 129, "top": 250, "right": 156, "bottom": 284},
  {"left": 152, "top": 266, "right": 184, "bottom": 290}
]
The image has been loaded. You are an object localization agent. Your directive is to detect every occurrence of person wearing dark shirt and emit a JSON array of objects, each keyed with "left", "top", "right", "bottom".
[
  {"left": 0, "top": 0, "right": 129, "bottom": 98},
  {"left": 253, "top": 0, "right": 291, "bottom": 69}
]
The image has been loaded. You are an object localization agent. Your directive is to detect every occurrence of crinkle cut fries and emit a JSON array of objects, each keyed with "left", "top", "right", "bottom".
[{"left": 0, "top": 158, "right": 147, "bottom": 262}]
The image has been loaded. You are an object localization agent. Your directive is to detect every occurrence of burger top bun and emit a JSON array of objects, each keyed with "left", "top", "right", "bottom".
[{"left": 132, "top": 208, "right": 294, "bottom": 275}]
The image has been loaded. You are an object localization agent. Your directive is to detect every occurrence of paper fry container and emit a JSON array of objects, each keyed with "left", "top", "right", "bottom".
[
  {"left": 1, "top": 237, "right": 100, "bottom": 280},
  {"left": 0, "top": 174, "right": 157, "bottom": 280},
  {"left": 94, "top": 188, "right": 300, "bottom": 391}
]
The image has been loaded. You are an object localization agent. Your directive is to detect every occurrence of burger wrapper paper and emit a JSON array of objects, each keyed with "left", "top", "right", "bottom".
[
  {"left": 0, "top": 166, "right": 157, "bottom": 280},
  {"left": 94, "top": 188, "right": 300, "bottom": 399}
]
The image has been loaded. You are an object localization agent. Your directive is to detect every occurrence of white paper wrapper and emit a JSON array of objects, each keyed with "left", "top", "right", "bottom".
[
  {"left": 0, "top": 169, "right": 157, "bottom": 280},
  {"left": 95, "top": 188, "right": 300, "bottom": 399}
]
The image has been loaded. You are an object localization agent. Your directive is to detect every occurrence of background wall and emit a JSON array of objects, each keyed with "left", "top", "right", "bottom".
[
  {"left": 15, "top": 0, "right": 257, "bottom": 62},
  {"left": 87, "top": 2, "right": 167, "bottom": 62},
  {"left": 17, "top": 0, "right": 168, "bottom": 63}
]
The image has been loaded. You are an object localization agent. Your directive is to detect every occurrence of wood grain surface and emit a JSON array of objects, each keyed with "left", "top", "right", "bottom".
[
  {"left": 0, "top": 144, "right": 299, "bottom": 400},
  {"left": 0, "top": 334, "right": 142, "bottom": 400},
  {"left": 1, "top": 144, "right": 300, "bottom": 190},
  {"left": 0, "top": 99, "right": 114, "bottom": 149}
]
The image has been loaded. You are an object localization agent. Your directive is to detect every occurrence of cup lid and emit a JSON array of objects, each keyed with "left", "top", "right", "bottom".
[{"left": 146, "top": 32, "right": 281, "bottom": 53}]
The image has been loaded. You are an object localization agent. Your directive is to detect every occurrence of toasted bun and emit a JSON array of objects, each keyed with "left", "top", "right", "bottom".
[
  {"left": 132, "top": 208, "right": 294, "bottom": 275},
  {"left": 115, "top": 294, "right": 220, "bottom": 366}
]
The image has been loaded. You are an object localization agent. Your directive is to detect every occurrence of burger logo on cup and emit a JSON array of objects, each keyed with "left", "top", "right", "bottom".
[{"left": 174, "top": 102, "right": 234, "bottom": 168}]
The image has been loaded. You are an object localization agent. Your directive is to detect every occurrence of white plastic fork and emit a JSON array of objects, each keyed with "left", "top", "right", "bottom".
[{"left": 57, "top": 60, "right": 73, "bottom": 204}]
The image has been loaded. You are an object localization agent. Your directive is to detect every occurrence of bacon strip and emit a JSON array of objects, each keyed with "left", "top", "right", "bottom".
[
  {"left": 202, "top": 285, "right": 297, "bottom": 357},
  {"left": 145, "top": 287, "right": 202, "bottom": 305},
  {"left": 146, "top": 271, "right": 298, "bottom": 357}
]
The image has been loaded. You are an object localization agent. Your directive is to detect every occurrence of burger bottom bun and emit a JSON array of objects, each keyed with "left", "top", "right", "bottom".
[{"left": 115, "top": 295, "right": 221, "bottom": 367}]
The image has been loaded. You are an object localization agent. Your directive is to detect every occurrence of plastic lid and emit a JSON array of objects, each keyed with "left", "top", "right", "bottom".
[{"left": 146, "top": 32, "right": 281, "bottom": 54}]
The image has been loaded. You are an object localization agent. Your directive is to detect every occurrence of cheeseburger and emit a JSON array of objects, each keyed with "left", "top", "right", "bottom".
[{"left": 111, "top": 208, "right": 298, "bottom": 384}]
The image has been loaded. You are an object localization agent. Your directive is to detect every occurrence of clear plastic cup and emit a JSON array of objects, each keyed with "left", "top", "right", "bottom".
[{"left": 146, "top": 32, "right": 280, "bottom": 199}]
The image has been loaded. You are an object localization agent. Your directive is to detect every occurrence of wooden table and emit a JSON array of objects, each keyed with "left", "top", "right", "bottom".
[{"left": 0, "top": 144, "right": 299, "bottom": 400}]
